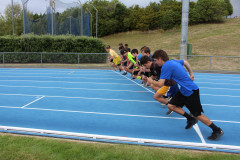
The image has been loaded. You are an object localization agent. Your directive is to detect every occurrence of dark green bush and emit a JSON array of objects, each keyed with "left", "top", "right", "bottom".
[{"left": 0, "top": 35, "right": 107, "bottom": 63}]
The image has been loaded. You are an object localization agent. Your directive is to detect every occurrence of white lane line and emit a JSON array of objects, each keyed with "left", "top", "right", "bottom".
[
  {"left": 0, "top": 80, "right": 135, "bottom": 86},
  {"left": 203, "top": 104, "right": 240, "bottom": 108},
  {"left": 0, "top": 75, "right": 129, "bottom": 81},
  {"left": 21, "top": 96, "right": 45, "bottom": 108},
  {"left": 0, "top": 93, "right": 157, "bottom": 103},
  {"left": 196, "top": 78, "right": 240, "bottom": 82},
  {"left": 0, "top": 72, "right": 120, "bottom": 76},
  {"left": 196, "top": 82, "right": 240, "bottom": 86},
  {"left": 113, "top": 71, "right": 155, "bottom": 94},
  {"left": 201, "top": 94, "right": 240, "bottom": 98},
  {"left": 112, "top": 71, "right": 207, "bottom": 143},
  {"left": 0, "top": 105, "right": 239, "bottom": 124},
  {"left": 195, "top": 75, "right": 240, "bottom": 79},
  {"left": 0, "top": 84, "right": 149, "bottom": 93},
  {"left": 199, "top": 87, "right": 240, "bottom": 91},
  {"left": 193, "top": 125, "right": 206, "bottom": 144}
]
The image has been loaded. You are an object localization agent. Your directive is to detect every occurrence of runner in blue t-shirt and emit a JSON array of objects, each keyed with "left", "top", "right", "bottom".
[{"left": 147, "top": 49, "right": 224, "bottom": 141}]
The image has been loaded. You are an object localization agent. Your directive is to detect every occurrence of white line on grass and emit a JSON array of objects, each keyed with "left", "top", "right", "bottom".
[
  {"left": 21, "top": 96, "right": 45, "bottom": 108},
  {"left": 0, "top": 84, "right": 149, "bottom": 93}
]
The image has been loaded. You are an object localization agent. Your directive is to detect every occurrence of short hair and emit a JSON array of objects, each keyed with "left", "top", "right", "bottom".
[
  {"left": 131, "top": 49, "right": 138, "bottom": 54},
  {"left": 125, "top": 44, "right": 128, "bottom": 46},
  {"left": 119, "top": 43, "right": 123, "bottom": 46},
  {"left": 119, "top": 46, "right": 124, "bottom": 50},
  {"left": 140, "top": 46, "right": 146, "bottom": 51},
  {"left": 105, "top": 45, "right": 111, "bottom": 49},
  {"left": 152, "top": 49, "right": 169, "bottom": 61},
  {"left": 127, "top": 48, "right": 131, "bottom": 52},
  {"left": 120, "top": 48, "right": 128, "bottom": 55},
  {"left": 143, "top": 47, "right": 150, "bottom": 54},
  {"left": 140, "top": 55, "right": 152, "bottom": 65}
]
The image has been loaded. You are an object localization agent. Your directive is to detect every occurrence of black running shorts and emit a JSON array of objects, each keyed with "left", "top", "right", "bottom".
[{"left": 168, "top": 89, "right": 203, "bottom": 117}]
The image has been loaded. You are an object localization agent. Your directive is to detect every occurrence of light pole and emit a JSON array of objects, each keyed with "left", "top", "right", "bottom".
[
  {"left": 78, "top": 0, "right": 83, "bottom": 36},
  {"left": 11, "top": 0, "right": 15, "bottom": 35},
  {"left": 22, "top": 0, "right": 29, "bottom": 34},
  {"left": 180, "top": 0, "right": 190, "bottom": 60},
  {"left": 89, "top": 2, "right": 98, "bottom": 38},
  {"left": 86, "top": 8, "right": 92, "bottom": 37}
]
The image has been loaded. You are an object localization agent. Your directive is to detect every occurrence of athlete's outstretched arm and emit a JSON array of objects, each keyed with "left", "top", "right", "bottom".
[
  {"left": 147, "top": 78, "right": 165, "bottom": 88},
  {"left": 184, "top": 60, "right": 194, "bottom": 81}
]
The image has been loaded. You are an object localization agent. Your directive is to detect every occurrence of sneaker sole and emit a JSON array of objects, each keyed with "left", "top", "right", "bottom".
[{"left": 208, "top": 131, "right": 224, "bottom": 141}]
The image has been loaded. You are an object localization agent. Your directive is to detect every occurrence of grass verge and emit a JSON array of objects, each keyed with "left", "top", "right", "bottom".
[{"left": 0, "top": 133, "right": 240, "bottom": 160}]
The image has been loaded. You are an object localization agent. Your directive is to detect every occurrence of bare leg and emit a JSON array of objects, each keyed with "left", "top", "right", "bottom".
[
  {"left": 195, "top": 114, "right": 212, "bottom": 126},
  {"left": 154, "top": 92, "right": 168, "bottom": 104}
]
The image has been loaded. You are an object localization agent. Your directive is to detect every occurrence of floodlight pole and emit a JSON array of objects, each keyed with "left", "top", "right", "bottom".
[
  {"left": 51, "top": 0, "right": 55, "bottom": 35},
  {"left": 180, "top": 0, "right": 190, "bottom": 60},
  {"left": 90, "top": 2, "right": 98, "bottom": 38},
  {"left": 86, "top": 8, "right": 92, "bottom": 37},
  {"left": 11, "top": 0, "right": 15, "bottom": 35},
  {"left": 22, "top": 0, "right": 29, "bottom": 34},
  {"left": 78, "top": 0, "right": 83, "bottom": 36}
]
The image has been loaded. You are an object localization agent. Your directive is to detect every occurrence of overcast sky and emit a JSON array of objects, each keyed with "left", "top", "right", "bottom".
[{"left": 0, "top": 0, "right": 164, "bottom": 15}]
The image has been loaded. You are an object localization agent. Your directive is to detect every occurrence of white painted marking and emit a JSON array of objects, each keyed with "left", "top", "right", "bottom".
[
  {"left": 200, "top": 87, "right": 240, "bottom": 91},
  {"left": 1, "top": 125, "right": 240, "bottom": 151},
  {"left": 193, "top": 125, "right": 206, "bottom": 144},
  {"left": 0, "top": 75, "right": 129, "bottom": 81},
  {"left": 0, "top": 93, "right": 157, "bottom": 103},
  {"left": 203, "top": 104, "right": 240, "bottom": 108},
  {"left": 113, "top": 71, "right": 155, "bottom": 94},
  {"left": 0, "top": 84, "right": 149, "bottom": 93},
  {"left": 112, "top": 71, "right": 207, "bottom": 143},
  {"left": 21, "top": 96, "right": 45, "bottom": 108},
  {"left": 201, "top": 94, "right": 240, "bottom": 98},
  {"left": 0, "top": 105, "right": 239, "bottom": 124},
  {"left": 0, "top": 80, "right": 135, "bottom": 86},
  {"left": 196, "top": 82, "right": 240, "bottom": 86}
]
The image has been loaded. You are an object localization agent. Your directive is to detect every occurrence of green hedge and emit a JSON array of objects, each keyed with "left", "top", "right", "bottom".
[{"left": 0, "top": 35, "right": 107, "bottom": 63}]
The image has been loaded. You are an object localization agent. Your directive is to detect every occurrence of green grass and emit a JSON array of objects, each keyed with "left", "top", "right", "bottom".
[
  {"left": 0, "top": 134, "right": 239, "bottom": 160},
  {"left": 102, "top": 19, "right": 240, "bottom": 56}
]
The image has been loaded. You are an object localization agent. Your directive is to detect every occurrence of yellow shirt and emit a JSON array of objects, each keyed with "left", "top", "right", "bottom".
[{"left": 109, "top": 49, "right": 119, "bottom": 58}]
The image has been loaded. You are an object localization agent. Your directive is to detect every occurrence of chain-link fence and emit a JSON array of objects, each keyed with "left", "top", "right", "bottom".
[
  {"left": 22, "top": 0, "right": 90, "bottom": 36},
  {"left": 0, "top": 52, "right": 239, "bottom": 73}
]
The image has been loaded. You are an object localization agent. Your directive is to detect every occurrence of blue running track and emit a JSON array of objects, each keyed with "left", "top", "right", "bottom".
[{"left": 0, "top": 68, "right": 239, "bottom": 153}]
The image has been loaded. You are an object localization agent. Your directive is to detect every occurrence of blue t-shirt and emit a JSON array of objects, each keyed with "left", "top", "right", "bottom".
[
  {"left": 160, "top": 60, "right": 198, "bottom": 96},
  {"left": 138, "top": 54, "right": 142, "bottom": 60}
]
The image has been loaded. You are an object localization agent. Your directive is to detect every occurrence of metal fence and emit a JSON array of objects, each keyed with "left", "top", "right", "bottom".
[{"left": 0, "top": 52, "right": 239, "bottom": 73}]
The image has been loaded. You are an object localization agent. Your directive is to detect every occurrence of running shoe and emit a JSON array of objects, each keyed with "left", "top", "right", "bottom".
[
  {"left": 185, "top": 118, "right": 198, "bottom": 129},
  {"left": 207, "top": 129, "right": 224, "bottom": 141}
]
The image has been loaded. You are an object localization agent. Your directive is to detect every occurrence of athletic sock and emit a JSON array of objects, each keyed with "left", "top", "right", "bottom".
[
  {"left": 183, "top": 112, "right": 194, "bottom": 121},
  {"left": 209, "top": 123, "right": 221, "bottom": 132},
  {"left": 137, "top": 76, "right": 142, "bottom": 80}
]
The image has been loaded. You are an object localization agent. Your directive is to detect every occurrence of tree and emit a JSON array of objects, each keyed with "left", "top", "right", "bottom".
[
  {"left": 195, "top": 0, "right": 228, "bottom": 22},
  {"left": 2, "top": 2, "right": 23, "bottom": 35},
  {"left": 224, "top": 0, "right": 233, "bottom": 17}
]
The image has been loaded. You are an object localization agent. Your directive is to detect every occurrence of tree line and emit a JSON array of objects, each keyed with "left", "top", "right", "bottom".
[{"left": 0, "top": 0, "right": 233, "bottom": 37}]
